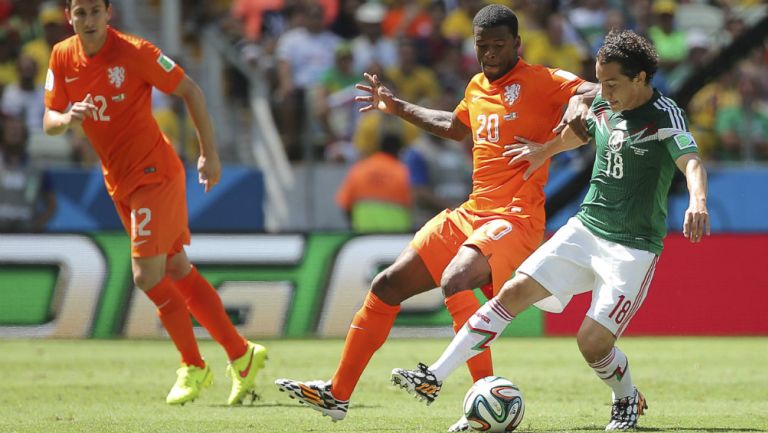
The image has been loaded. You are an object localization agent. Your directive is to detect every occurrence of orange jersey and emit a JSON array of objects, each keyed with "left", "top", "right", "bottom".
[
  {"left": 45, "top": 27, "right": 185, "bottom": 199},
  {"left": 454, "top": 59, "right": 584, "bottom": 226}
]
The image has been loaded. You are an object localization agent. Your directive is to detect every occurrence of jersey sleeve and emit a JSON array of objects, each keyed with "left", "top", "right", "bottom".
[
  {"left": 545, "top": 67, "right": 585, "bottom": 107},
  {"left": 454, "top": 95, "right": 470, "bottom": 127},
  {"left": 44, "top": 46, "right": 70, "bottom": 112},
  {"left": 585, "top": 94, "right": 603, "bottom": 137},
  {"left": 657, "top": 102, "right": 699, "bottom": 160},
  {"left": 135, "top": 40, "right": 185, "bottom": 95}
]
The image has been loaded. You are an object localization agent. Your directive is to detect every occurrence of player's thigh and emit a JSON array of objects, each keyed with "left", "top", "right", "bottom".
[
  {"left": 523, "top": 218, "right": 597, "bottom": 313},
  {"left": 588, "top": 242, "right": 658, "bottom": 337},
  {"left": 409, "top": 208, "right": 471, "bottom": 290},
  {"left": 371, "top": 246, "right": 438, "bottom": 305},
  {"left": 127, "top": 173, "right": 191, "bottom": 258},
  {"left": 463, "top": 216, "right": 544, "bottom": 297}
]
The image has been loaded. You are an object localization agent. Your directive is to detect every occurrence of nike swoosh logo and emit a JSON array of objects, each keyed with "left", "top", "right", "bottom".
[
  {"left": 350, "top": 324, "right": 366, "bottom": 330},
  {"left": 132, "top": 239, "right": 149, "bottom": 247},
  {"left": 239, "top": 347, "right": 255, "bottom": 378},
  {"left": 65, "top": 76, "right": 80, "bottom": 83}
]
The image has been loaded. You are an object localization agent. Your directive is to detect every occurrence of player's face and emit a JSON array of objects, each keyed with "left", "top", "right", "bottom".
[
  {"left": 596, "top": 60, "right": 648, "bottom": 112},
  {"left": 66, "top": 0, "right": 112, "bottom": 45},
  {"left": 473, "top": 25, "right": 520, "bottom": 82}
]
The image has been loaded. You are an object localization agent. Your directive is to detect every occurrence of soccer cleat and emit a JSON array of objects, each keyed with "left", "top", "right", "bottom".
[
  {"left": 226, "top": 341, "right": 268, "bottom": 405},
  {"left": 166, "top": 362, "right": 213, "bottom": 405},
  {"left": 605, "top": 387, "right": 648, "bottom": 431},
  {"left": 275, "top": 378, "right": 349, "bottom": 421},
  {"left": 390, "top": 362, "right": 443, "bottom": 405},
  {"left": 448, "top": 415, "right": 470, "bottom": 432}
]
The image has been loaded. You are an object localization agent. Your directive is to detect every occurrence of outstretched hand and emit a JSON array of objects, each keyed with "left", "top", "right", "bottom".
[
  {"left": 502, "top": 136, "right": 548, "bottom": 180},
  {"left": 354, "top": 73, "right": 398, "bottom": 114}
]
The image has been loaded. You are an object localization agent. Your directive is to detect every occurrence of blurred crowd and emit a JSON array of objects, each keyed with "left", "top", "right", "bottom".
[{"left": 0, "top": 0, "right": 767, "bottom": 232}]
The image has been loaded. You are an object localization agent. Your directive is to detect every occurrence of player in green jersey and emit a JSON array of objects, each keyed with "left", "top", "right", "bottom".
[{"left": 389, "top": 30, "right": 710, "bottom": 431}]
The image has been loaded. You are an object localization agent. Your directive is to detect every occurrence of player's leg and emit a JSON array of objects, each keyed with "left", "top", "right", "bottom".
[
  {"left": 393, "top": 217, "right": 595, "bottom": 403},
  {"left": 167, "top": 249, "right": 267, "bottom": 405},
  {"left": 123, "top": 177, "right": 212, "bottom": 404},
  {"left": 581, "top": 239, "right": 657, "bottom": 430}
]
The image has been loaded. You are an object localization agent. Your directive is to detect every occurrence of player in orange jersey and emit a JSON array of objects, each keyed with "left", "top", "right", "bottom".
[
  {"left": 42, "top": 0, "right": 267, "bottom": 406},
  {"left": 275, "top": 4, "right": 596, "bottom": 430}
]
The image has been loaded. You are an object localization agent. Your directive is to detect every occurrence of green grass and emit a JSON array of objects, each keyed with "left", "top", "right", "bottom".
[{"left": 1, "top": 338, "right": 766, "bottom": 433}]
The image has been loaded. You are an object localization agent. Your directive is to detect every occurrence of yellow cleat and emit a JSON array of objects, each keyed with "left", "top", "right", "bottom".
[
  {"left": 226, "top": 341, "right": 268, "bottom": 405},
  {"left": 166, "top": 363, "right": 213, "bottom": 405}
]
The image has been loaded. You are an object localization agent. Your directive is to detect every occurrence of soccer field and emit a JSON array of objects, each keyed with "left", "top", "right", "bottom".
[{"left": 1, "top": 338, "right": 766, "bottom": 433}]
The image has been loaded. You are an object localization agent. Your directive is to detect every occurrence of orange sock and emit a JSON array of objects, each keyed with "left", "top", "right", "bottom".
[
  {"left": 445, "top": 290, "right": 494, "bottom": 382},
  {"left": 330, "top": 292, "right": 400, "bottom": 401},
  {"left": 174, "top": 266, "right": 247, "bottom": 361},
  {"left": 145, "top": 277, "right": 204, "bottom": 368}
]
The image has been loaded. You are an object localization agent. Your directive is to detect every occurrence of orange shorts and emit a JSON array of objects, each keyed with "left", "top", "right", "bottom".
[
  {"left": 410, "top": 207, "right": 544, "bottom": 297},
  {"left": 114, "top": 170, "right": 190, "bottom": 258}
]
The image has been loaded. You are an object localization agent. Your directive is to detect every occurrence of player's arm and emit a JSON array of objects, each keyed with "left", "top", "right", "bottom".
[
  {"left": 172, "top": 74, "right": 221, "bottom": 192},
  {"left": 355, "top": 73, "right": 470, "bottom": 141},
  {"left": 502, "top": 125, "right": 587, "bottom": 180},
  {"left": 43, "top": 94, "right": 96, "bottom": 136},
  {"left": 675, "top": 153, "right": 710, "bottom": 243},
  {"left": 554, "top": 81, "right": 599, "bottom": 141}
]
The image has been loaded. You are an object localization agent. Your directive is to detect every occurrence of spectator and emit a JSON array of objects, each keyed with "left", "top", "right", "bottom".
[
  {"left": 568, "top": 0, "right": 608, "bottom": 48},
  {"left": 648, "top": 0, "right": 688, "bottom": 73},
  {"left": 336, "top": 133, "right": 412, "bottom": 232},
  {"left": 441, "top": 0, "right": 483, "bottom": 40},
  {"left": 385, "top": 39, "right": 440, "bottom": 104},
  {"left": 403, "top": 126, "right": 471, "bottom": 228},
  {"left": 0, "top": 28, "right": 19, "bottom": 90},
  {"left": 381, "top": 0, "right": 431, "bottom": 39},
  {"left": 315, "top": 42, "right": 361, "bottom": 161},
  {"left": 21, "top": 3, "right": 69, "bottom": 86},
  {"left": 413, "top": 0, "right": 450, "bottom": 66},
  {"left": 1, "top": 55, "right": 45, "bottom": 132},
  {"left": 330, "top": 0, "right": 361, "bottom": 38},
  {"left": 351, "top": 2, "right": 398, "bottom": 74},
  {"left": 230, "top": 0, "right": 338, "bottom": 43},
  {"left": 275, "top": 3, "right": 340, "bottom": 159},
  {"left": 714, "top": 70, "right": 768, "bottom": 161},
  {"left": 666, "top": 30, "right": 711, "bottom": 92},
  {"left": 523, "top": 13, "right": 584, "bottom": 74},
  {"left": 0, "top": 115, "right": 56, "bottom": 232}
]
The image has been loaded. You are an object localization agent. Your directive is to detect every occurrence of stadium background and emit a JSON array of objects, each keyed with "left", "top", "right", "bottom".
[{"left": 1, "top": 0, "right": 767, "bottom": 341}]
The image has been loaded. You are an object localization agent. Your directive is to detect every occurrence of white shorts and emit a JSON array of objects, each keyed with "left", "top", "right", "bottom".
[{"left": 520, "top": 217, "right": 659, "bottom": 337}]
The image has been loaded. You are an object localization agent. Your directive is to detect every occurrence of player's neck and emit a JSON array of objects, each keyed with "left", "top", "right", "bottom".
[
  {"left": 623, "top": 85, "right": 654, "bottom": 112},
  {"left": 80, "top": 32, "right": 109, "bottom": 57}
]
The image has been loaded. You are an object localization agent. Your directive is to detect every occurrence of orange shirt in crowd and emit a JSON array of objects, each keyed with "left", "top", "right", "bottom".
[{"left": 336, "top": 152, "right": 412, "bottom": 211}]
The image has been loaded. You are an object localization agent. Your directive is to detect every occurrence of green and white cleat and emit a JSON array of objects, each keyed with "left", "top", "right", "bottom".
[
  {"left": 166, "top": 363, "right": 213, "bottom": 405},
  {"left": 226, "top": 341, "right": 268, "bottom": 405}
]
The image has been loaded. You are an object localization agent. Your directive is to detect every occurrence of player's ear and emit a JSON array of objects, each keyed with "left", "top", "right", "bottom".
[
  {"left": 106, "top": 3, "right": 113, "bottom": 21},
  {"left": 635, "top": 71, "right": 647, "bottom": 84},
  {"left": 64, "top": 8, "right": 72, "bottom": 26}
]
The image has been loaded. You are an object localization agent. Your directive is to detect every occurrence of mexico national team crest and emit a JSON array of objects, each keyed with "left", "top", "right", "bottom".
[
  {"left": 108, "top": 66, "right": 126, "bottom": 89},
  {"left": 503, "top": 83, "right": 521, "bottom": 107},
  {"left": 608, "top": 129, "right": 627, "bottom": 152}
]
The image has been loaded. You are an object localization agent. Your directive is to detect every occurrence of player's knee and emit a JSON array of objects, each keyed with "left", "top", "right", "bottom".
[
  {"left": 576, "top": 330, "right": 613, "bottom": 363},
  {"left": 440, "top": 271, "right": 473, "bottom": 297},
  {"left": 370, "top": 269, "right": 405, "bottom": 305},
  {"left": 133, "top": 269, "right": 163, "bottom": 292}
]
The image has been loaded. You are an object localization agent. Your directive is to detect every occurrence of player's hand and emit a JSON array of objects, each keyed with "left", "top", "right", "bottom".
[
  {"left": 554, "top": 95, "right": 590, "bottom": 142},
  {"left": 503, "top": 136, "right": 547, "bottom": 180},
  {"left": 355, "top": 73, "right": 397, "bottom": 114},
  {"left": 197, "top": 153, "right": 221, "bottom": 193},
  {"left": 67, "top": 93, "right": 97, "bottom": 126},
  {"left": 683, "top": 201, "right": 710, "bottom": 243}
]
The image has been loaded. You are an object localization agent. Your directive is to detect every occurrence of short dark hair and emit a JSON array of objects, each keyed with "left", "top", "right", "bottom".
[
  {"left": 472, "top": 4, "right": 518, "bottom": 36},
  {"left": 597, "top": 30, "right": 658, "bottom": 83},
  {"left": 65, "top": 0, "right": 111, "bottom": 9}
]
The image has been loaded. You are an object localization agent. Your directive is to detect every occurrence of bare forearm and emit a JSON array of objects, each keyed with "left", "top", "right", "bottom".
[
  {"left": 43, "top": 110, "right": 70, "bottom": 135},
  {"left": 183, "top": 84, "right": 217, "bottom": 158},
  {"left": 543, "top": 126, "right": 588, "bottom": 158},
  {"left": 685, "top": 158, "right": 708, "bottom": 205},
  {"left": 394, "top": 98, "right": 466, "bottom": 141}
]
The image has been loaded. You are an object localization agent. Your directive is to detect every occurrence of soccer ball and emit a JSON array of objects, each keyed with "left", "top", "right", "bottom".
[{"left": 463, "top": 376, "right": 525, "bottom": 432}]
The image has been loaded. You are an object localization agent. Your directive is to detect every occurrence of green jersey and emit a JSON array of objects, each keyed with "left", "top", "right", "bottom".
[{"left": 577, "top": 90, "right": 698, "bottom": 254}]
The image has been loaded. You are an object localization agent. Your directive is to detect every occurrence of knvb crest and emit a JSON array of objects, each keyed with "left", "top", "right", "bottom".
[
  {"left": 503, "top": 83, "right": 520, "bottom": 107},
  {"left": 108, "top": 66, "right": 126, "bottom": 89},
  {"left": 608, "top": 129, "right": 627, "bottom": 152}
]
